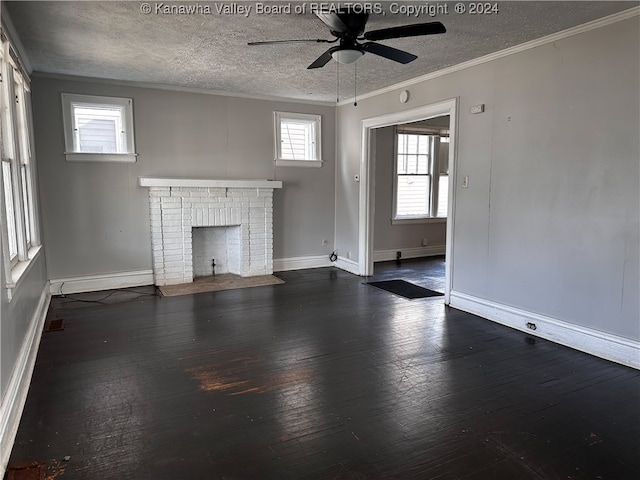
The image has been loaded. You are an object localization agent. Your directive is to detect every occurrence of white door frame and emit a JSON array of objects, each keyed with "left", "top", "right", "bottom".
[{"left": 358, "top": 97, "right": 459, "bottom": 304}]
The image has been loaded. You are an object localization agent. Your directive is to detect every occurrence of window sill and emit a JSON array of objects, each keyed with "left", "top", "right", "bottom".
[
  {"left": 64, "top": 152, "right": 137, "bottom": 163},
  {"left": 391, "top": 217, "right": 447, "bottom": 225},
  {"left": 6, "top": 245, "right": 43, "bottom": 302},
  {"left": 275, "top": 159, "right": 323, "bottom": 168}
]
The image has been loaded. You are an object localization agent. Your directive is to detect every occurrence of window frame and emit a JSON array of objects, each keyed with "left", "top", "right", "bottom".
[
  {"left": 1, "top": 30, "right": 42, "bottom": 300},
  {"left": 273, "top": 111, "right": 322, "bottom": 168},
  {"left": 392, "top": 126, "right": 448, "bottom": 225},
  {"left": 61, "top": 93, "right": 137, "bottom": 163}
]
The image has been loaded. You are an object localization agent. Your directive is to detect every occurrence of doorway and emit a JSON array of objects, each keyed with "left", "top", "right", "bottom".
[{"left": 358, "top": 98, "right": 458, "bottom": 303}]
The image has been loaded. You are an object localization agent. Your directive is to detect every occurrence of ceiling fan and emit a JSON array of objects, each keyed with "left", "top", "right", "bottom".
[{"left": 248, "top": 9, "right": 446, "bottom": 69}]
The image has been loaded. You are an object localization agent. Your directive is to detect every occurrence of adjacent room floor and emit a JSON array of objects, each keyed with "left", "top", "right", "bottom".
[{"left": 7, "top": 258, "right": 640, "bottom": 479}]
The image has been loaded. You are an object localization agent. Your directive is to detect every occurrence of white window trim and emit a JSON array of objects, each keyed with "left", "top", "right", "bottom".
[
  {"left": 392, "top": 127, "right": 448, "bottom": 223},
  {"left": 61, "top": 93, "right": 137, "bottom": 163},
  {"left": 5, "top": 244, "right": 43, "bottom": 301},
  {"left": 391, "top": 217, "right": 448, "bottom": 226},
  {"left": 274, "top": 111, "right": 322, "bottom": 168},
  {"left": 64, "top": 152, "right": 137, "bottom": 163},
  {"left": 1, "top": 30, "right": 42, "bottom": 301}
]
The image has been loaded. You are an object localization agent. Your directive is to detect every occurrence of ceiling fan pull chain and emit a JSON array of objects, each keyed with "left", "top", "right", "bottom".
[
  {"left": 354, "top": 62, "right": 358, "bottom": 107},
  {"left": 336, "top": 59, "right": 340, "bottom": 103}
]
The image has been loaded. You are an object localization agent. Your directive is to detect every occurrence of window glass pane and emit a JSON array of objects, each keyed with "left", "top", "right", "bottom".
[
  {"left": 397, "top": 134, "right": 407, "bottom": 155},
  {"left": 73, "top": 104, "right": 124, "bottom": 153},
  {"left": 279, "top": 118, "right": 317, "bottom": 161},
  {"left": 396, "top": 174, "right": 430, "bottom": 217},
  {"left": 407, "top": 154, "right": 418, "bottom": 174},
  {"left": 397, "top": 152, "right": 407, "bottom": 174},
  {"left": 417, "top": 135, "right": 430, "bottom": 155},
  {"left": 418, "top": 154, "right": 430, "bottom": 175},
  {"left": 2, "top": 160, "right": 17, "bottom": 258},
  {"left": 21, "top": 165, "right": 30, "bottom": 245},
  {"left": 14, "top": 79, "right": 31, "bottom": 163},
  {"left": 406, "top": 134, "right": 417, "bottom": 153},
  {"left": 437, "top": 174, "right": 448, "bottom": 218},
  {"left": 0, "top": 60, "right": 16, "bottom": 160}
]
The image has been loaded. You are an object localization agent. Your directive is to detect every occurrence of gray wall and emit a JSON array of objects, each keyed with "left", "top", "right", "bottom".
[
  {"left": 31, "top": 77, "right": 336, "bottom": 280},
  {"left": 373, "top": 124, "right": 448, "bottom": 252},
  {"left": 336, "top": 18, "right": 639, "bottom": 340},
  {"left": 0, "top": 252, "right": 48, "bottom": 397}
]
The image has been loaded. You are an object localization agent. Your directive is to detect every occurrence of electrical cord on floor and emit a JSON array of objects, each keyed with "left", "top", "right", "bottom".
[
  {"left": 61, "top": 290, "right": 120, "bottom": 304},
  {"left": 330, "top": 251, "right": 338, "bottom": 262},
  {"left": 114, "top": 287, "right": 162, "bottom": 297},
  {"left": 56, "top": 286, "right": 162, "bottom": 305}
]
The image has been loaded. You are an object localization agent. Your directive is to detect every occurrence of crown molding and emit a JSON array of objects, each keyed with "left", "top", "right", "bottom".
[
  {"left": 337, "top": 6, "right": 640, "bottom": 107},
  {"left": 24, "top": 5, "right": 640, "bottom": 108}
]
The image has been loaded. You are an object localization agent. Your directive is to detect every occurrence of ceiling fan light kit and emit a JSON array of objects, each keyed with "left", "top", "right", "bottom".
[{"left": 331, "top": 49, "right": 364, "bottom": 65}]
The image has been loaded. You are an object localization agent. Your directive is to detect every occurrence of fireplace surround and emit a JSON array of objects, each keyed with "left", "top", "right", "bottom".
[{"left": 139, "top": 178, "right": 282, "bottom": 286}]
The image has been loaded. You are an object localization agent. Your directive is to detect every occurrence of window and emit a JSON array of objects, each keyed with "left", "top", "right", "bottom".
[
  {"left": 393, "top": 126, "right": 449, "bottom": 223},
  {"left": 61, "top": 93, "right": 136, "bottom": 162},
  {"left": 274, "top": 112, "right": 322, "bottom": 167},
  {"left": 1, "top": 30, "right": 41, "bottom": 291}
]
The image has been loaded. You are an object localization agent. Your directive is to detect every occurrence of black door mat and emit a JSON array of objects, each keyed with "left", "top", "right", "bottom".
[{"left": 366, "top": 279, "right": 444, "bottom": 299}]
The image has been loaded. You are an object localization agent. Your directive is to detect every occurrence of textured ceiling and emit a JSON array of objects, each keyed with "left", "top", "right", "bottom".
[{"left": 5, "top": 1, "right": 637, "bottom": 102}]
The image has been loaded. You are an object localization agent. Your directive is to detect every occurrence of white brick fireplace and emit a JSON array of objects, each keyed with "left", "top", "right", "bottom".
[{"left": 139, "top": 178, "right": 282, "bottom": 286}]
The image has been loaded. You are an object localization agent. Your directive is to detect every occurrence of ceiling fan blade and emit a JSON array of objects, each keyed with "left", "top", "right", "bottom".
[
  {"left": 248, "top": 39, "right": 333, "bottom": 46},
  {"left": 361, "top": 42, "right": 417, "bottom": 64},
  {"left": 363, "top": 21, "right": 446, "bottom": 41},
  {"left": 307, "top": 47, "right": 339, "bottom": 69}
]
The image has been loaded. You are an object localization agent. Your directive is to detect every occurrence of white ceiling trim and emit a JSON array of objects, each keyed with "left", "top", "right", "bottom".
[{"left": 337, "top": 5, "right": 640, "bottom": 107}]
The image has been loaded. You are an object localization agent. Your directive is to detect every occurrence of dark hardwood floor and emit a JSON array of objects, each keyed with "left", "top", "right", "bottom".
[{"left": 7, "top": 258, "right": 640, "bottom": 479}]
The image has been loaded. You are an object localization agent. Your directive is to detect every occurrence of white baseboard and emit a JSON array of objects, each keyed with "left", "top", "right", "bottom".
[
  {"left": 449, "top": 291, "right": 640, "bottom": 369},
  {"left": 50, "top": 270, "right": 154, "bottom": 295},
  {"left": 0, "top": 284, "right": 51, "bottom": 477},
  {"left": 373, "top": 245, "right": 446, "bottom": 263},
  {"left": 335, "top": 256, "right": 360, "bottom": 275},
  {"left": 273, "top": 255, "right": 333, "bottom": 272}
]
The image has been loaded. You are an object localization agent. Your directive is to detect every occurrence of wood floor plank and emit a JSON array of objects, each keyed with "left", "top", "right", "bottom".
[{"left": 6, "top": 258, "right": 640, "bottom": 479}]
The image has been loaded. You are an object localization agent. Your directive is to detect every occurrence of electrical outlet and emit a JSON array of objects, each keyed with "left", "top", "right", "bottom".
[
  {"left": 347, "top": 251, "right": 352, "bottom": 259},
  {"left": 422, "top": 238, "right": 428, "bottom": 247},
  {"left": 322, "top": 239, "right": 329, "bottom": 247},
  {"left": 462, "top": 176, "right": 469, "bottom": 188}
]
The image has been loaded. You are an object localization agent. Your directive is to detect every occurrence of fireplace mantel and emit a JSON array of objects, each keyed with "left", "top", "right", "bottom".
[{"left": 139, "top": 177, "right": 282, "bottom": 189}]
